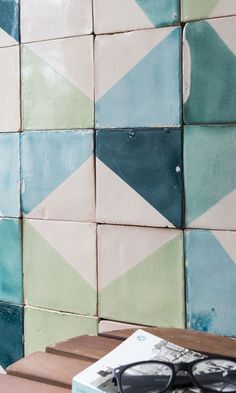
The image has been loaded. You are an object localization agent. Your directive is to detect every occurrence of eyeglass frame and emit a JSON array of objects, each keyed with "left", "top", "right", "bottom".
[{"left": 112, "top": 356, "right": 236, "bottom": 393}]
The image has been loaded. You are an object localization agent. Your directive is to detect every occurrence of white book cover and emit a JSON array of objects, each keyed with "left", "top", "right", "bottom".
[{"left": 72, "top": 329, "right": 204, "bottom": 393}]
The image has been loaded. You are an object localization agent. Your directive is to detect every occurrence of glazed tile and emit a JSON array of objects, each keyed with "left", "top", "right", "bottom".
[
  {"left": 95, "top": 27, "right": 181, "bottom": 128},
  {"left": 0, "top": 46, "right": 20, "bottom": 131},
  {"left": 0, "top": 133, "right": 20, "bottom": 217},
  {"left": 184, "top": 17, "right": 236, "bottom": 124},
  {"left": 182, "top": 0, "right": 236, "bottom": 22},
  {"left": 98, "top": 225, "right": 185, "bottom": 327},
  {"left": 96, "top": 129, "right": 183, "bottom": 228},
  {"left": 24, "top": 306, "right": 98, "bottom": 355},
  {"left": 99, "top": 320, "right": 143, "bottom": 333},
  {"left": 94, "top": 0, "right": 179, "bottom": 34},
  {"left": 0, "top": 219, "right": 22, "bottom": 304},
  {"left": 22, "top": 36, "right": 94, "bottom": 130},
  {"left": 21, "top": 130, "right": 95, "bottom": 221},
  {"left": 21, "top": 0, "right": 92, "bottom": 43},
  {"left": 0, "top": 302, "right": 23, "bottom": 368},
  {"left": 0, "top": 0, "right": 19, "bottom": 47},
  {"left": 184, "top": 125, "right": 236, "bottom": 230},
  {"left": 23, "top": 219, "right": 97, "bottom": 315},
  {"left": 185, "top": 229, "right": 236, "bottom": 337}
]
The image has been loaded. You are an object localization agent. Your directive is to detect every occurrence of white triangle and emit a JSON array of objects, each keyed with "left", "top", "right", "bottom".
[
  {"left": 208, "top": 16, "right": 236, "bottom": 55},
  {"left": 25, "top": 35, "right": 94, "bottom": 99},
  {"left": 26, "top": 157, "right": 95, "bottom": 222},
  {"left": 94, "top": 0, "right": 154, "bottom": 34},
  {"left": 209, "top": 0, "right": 236, "bottom": 18},
  {"left": 96, "top": 159, "right": 174, "bottom": 228},
  {"left": 98, "top": 223, "right": 181, "bottom": 289},
  {"left": 189, "top": 188, "right": 236, "bottom": 230},
  {"left": 0, "top": 27, "right": 18, "bottom": 47},
  {"left": 212, "top": 230, "right": 236, "bottom": 265},
  {"left": 183, "top": 30, "right": 191, "bottom": 104},
  {"left": 95, "top": 27, "right": 175, "bottom": 100},
  {"left": 28, "top": 219, "right": 97, "bottom": 288}
]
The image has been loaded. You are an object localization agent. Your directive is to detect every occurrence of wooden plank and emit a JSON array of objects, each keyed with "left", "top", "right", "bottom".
[
  {"left": 0, "top": 374, "right": 70, "bottom": 393},
  {"left": 46, "top": 335, "right": 120, "bottom": 361},
  {"left": 6, "top": 352, "right": 93, "bottom": 389},
  {"left": 100, "top": 327, "right": 236, "bottom": 357}
]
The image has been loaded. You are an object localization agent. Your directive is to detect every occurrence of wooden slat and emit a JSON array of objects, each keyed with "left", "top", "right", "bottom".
[
  {"left": 100, "top": 327, "right": 236, "bottom": 357},
  {"left": 6, "top": 352, "right": 93, "bottom": 389},
  {"left": 0, "top": 374, "right": 70, "bottom": 393},
  {"left": 46, "top": 335, "right": 120, "bottom": 361}
]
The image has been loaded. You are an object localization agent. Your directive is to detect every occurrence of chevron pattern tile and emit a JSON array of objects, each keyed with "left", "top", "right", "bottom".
[
  {"left": 95, "top": 27, "right": 181, "bottom": 128},
  {"left": 98, "top": 225, "right": 185, "bottom": 327},
  {"left": 184, "top": 16, "right": 236, "bottom": 124},
  {"left": 185, "top": 229, "right": 236, "bottom": 336},
  {"left": 21, "top": 36, "right": 94, "bottom": 130},
  {"left": 21, "top": 130, "right": 95, "bottom": 221},
  {"left": 182, "top": 0, "right": 236, "bottom": 21},
  {"left": 0, "top": 0, "right": 19, "bottom": 47},
  {"left": 94, "top": 0, "right": 179, "bottom": 34},
  {"left": 23, "top": 220, "right": 97, "bottom": 315},
  {"left": 96, "top": 128, "right": 183, "bottom": 228}
]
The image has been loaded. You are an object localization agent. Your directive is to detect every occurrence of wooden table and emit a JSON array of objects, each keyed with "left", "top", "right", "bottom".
[{"left": 2, "top": 327, "right": 236, "bottom": 392}]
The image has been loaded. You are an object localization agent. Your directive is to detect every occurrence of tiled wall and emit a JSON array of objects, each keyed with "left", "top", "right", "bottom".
[{"left": 0, "top": 0, "right": 235, "bottom": 367}]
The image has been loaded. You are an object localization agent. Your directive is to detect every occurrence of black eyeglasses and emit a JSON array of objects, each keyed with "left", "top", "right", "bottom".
[{"left": 112, "top": 357, "right": 236, "bottom": 393}]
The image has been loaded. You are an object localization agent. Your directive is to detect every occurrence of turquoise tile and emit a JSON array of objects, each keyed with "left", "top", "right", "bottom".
[
  {"left": 0, "top": 0, "right": 19, "bottom": 47},
  {"left": 0, "top": 219, "right": 22, "bottom": 304},
  {"left": 185, "top": 229, "right": 236, "bottom": 337},
  {"left": 0, "top": 302, "right": 23, "bottom": 368},
  {"left": 0, "top": 133, "right": 20, "bottom": 218}
]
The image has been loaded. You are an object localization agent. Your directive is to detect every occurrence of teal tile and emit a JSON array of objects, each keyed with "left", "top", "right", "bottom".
[{"left": 0, "top": 0, "right": 19, "bottom": 47}]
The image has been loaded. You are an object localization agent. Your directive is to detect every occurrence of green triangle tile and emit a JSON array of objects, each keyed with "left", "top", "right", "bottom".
[
  {"left": 24, "top": 222, "right": 96, "bottom": 315},
  {"left": 182, "top": 0, "right": 219, "bottom": 20},
  {"left": 135, "top": 0, "right": 179, "bottom": 26},
  {"left": 99, "top": 234, "right": 184, "bottom": 327},
  {"left": 22, "top": 46, "right": 94, "bottom": 130}
]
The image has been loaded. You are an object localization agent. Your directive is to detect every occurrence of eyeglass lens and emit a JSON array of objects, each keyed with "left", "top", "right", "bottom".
[
  {"left": 120, "top": 362, "right": 173, "bottom": 393},
  {"left": 192, "top": 359, "right": 236, "bottom": 392}
]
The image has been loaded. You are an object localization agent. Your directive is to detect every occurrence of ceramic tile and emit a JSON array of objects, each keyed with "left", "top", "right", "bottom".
[
  {"left": 184, "top": 17, "right": 236, "bottom": 124},
  {"left": 182, "top": 0, "right": 236, "bottom": 22},
  {"left": 0, "top": 0, "right": 19, "bottom": 47},
  {"left": 99, "top": 320, "right": 143, "bottom": 333},
  {"left": 0, "top": 46, "right": 20, "bottom": 131},
  {"left": 98, "top": 225, "right": 185, "bottom": 327},
  {"left": 184, "top": 125, "right": 236, "bottom": 230},
  {"left": 0, "top": 133, "right": 20, "bottom": 217},
  {"left": 185, "top": 229, "right": 236, "bottom": 337},
  {"left": 21, "top": 0, "right": 92, "bottom": 43},
  {"left": 22, "top": 36, "right": 94, "bottom": 130},
  {"left": 24, "top": 219, "right": 97, "bottom": 315},
  {"left": 24, "top": 306, "right": 98, "bottom": 355},
  {"left": 95, "top": 27, "right": 181, "bottom": 128},
  {"left": 21, "top": 130, "right": 95, "bottom": 221},
  {"left": 0, "top": 219, "right": 22, "bottom": 304},
  {"left": 94, "top": 0, "right": 179, "bottom": 34},
  {"left": 0, "top": 302, "right": 23, "bottom": 368},
  {"left": 96, "top": 129, "right": 183, "bottom": 228}
]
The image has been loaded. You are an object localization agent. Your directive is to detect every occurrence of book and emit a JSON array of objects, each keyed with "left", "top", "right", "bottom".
[{"left": 72, "top": 329, "right": 204, "bottom": 393}]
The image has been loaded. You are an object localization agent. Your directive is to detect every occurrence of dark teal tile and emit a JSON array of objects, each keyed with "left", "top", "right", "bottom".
[{"left": 0, "top": 0, "right": 19, "bottom": 46}]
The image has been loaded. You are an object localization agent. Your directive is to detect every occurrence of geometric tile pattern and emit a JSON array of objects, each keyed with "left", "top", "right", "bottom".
[
  {"left": 0, "top": 0, "right": 19, "bottom": 47},
  {"left": 182, "top": 0, "right": 236, "bottom": 21},
  {"left": 96, "top": 129, "right": 183, "bottom": 228},
  {"left": 94, "top": 0, "right": 180, "bottom": 34},
  {"left": 95, "top": 27, "right": 181, "bottom": 128},
  {"left": 185, "top": 229, "right": 236, "bottom": 336}
]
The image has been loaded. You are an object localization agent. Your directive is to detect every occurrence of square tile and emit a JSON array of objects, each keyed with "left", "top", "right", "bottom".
[
  {"left": 185, "top": 229, "right": 236, "bottom": 337},
  {"left": 0, "top": 302, "right": 23, "bottom": 368},
  {"left": 21, "top": 0, "right": 92, "bottom": 43},
  {"left": 0, "top": 0, "right": 19, "bottom": 47},
  {"left": 24, "top": 306, "right": 98, "bottom": 355},
  {"left": 96, "top": 129, "right": 183, "bottom": 228},
  {"left": 182, "top": 0, "right": 236, "bottom": 22},
  {"left": 95, "top": 27, "right": 181, "bottom": 128},
  {"left": 0, "top": 46, "right": 20, "bottom": 131},
  {"left": 0, "top": 133, "right": 20, "bottom": 217},
  {"left": 98, "top": 225, "right": 185, "bottom": 327},
  {"left": 184, "top": 17, "right": 236, "bottom": 124},
  {"left": 0, "top": 219, "right": 22, "bottom": 304},
  {"left": 99, "top": 320, "right": 143, "bottom": 333},
  {"left": 94, "top": 0, "right": 179, "bottom": 34},
  {"left": 184, "top": 125, "right": 236, "bottom": 230},
  {"left": 24, "top": 219, "right": 97, "bottom": 315},
  {"left": 21, "top": 130, "right": 95, "bottom": 221},
  {"left": 22, "top": 36, "right": 94, "bottom": 130}
]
